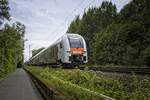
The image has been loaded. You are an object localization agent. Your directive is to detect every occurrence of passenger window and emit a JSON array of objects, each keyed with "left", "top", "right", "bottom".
[{"left": 60, "top": 43, "right": 63, "bottom": 48}]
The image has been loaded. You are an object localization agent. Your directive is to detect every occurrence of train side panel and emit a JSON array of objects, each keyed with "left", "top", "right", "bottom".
[
  {"left": 60, "top": 35, "right": 71, "bottom": 63},
  {"left": 40, "top": 44, "right": 58, "bottom": 65},
  {"left": 29, "top": 44, "right": 58, "bottom": 66}
]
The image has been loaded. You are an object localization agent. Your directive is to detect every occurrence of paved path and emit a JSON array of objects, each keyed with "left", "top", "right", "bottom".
[{"left": 0, "top": 68, "right": 43, "bottom": 100}]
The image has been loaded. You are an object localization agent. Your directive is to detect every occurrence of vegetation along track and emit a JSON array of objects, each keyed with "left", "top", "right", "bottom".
[
  {"left": 24, "top": 68, "right": 67, "bottom": 100},
  {"left": 78, "top": 66, "right": 150, "bottom": 75},
  {"left": 24, "top": 67, "right": 114, "bottom": 100},
  {"left": 48, "top": 65, "right": 150, "bottom": 75}
]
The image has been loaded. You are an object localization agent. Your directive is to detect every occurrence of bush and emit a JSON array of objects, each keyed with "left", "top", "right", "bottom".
[
  {"left": 26, "top": 66, "right": 150, "bottom": 100},
  {"left": 142, "top": 47, "right": 150, "bottom": 66},
  {"left": 26, "top": 67, "right": 115, "bottom": 100}
]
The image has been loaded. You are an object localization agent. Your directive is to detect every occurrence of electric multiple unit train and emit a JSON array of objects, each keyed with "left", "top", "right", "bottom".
[{"left": 27, "top": 33, "right": 88, "bottom": 67}]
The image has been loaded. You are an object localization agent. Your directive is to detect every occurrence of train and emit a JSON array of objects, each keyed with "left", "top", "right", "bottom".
[{"left": 27, "top": 33, "right": 88, "bottom": 67}]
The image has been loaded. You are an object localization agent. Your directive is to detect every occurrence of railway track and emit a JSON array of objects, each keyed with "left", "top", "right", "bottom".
[
  {"left": 48, "top": 65, "right": 150, "bottom": 75},
  {"left": 78, "top": 66, "right": 150, "bottom": 75}
]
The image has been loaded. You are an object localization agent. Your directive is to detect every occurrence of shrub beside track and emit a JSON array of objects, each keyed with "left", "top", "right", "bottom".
[{"left": 25, "top": 67, "right": 114, "bottom": 100}]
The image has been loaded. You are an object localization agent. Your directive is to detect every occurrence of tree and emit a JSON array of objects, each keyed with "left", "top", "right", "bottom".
[
  {"left": 0, "top": 0, "right": 10, "bottom": 25},
  {"left": 68, "top": 0, "right": 150, "bottom": 66},
  {"left": 67, "top": 16, "right": 80, "bottom": 33},
  {"left": 67, "top": 1, "right": 117, "bottom": 64},
  {"left": 0, "top": 1, "right": 26, "bottom": 72},
  {"left": 0, "top": 22, "right": 25, "bottom": 70},
  {"left": 93, "top": 0, "right": 150, "bottom": 66}
]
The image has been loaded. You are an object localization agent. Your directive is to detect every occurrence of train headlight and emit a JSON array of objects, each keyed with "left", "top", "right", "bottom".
[{"left": 66, "top": 51, "right": 71, "bottom": 53}]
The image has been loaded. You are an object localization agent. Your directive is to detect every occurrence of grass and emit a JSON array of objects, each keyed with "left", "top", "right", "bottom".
[
  {"left": 26, "top": 66, "right": 150, "bottom": 100},
  {"left": 26, "top": 66, "right": 114, "bottom": 100},
  {"left": 0, "top": 68, "right": 7, "bottom": 79},
  {"left": 0, "top": 67, "right": 15, "bottom": 80}
]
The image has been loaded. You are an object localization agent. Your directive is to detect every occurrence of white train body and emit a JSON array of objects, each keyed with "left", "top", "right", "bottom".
[{"left": 28, "top": 33, "right": 88, "bottom": 66}]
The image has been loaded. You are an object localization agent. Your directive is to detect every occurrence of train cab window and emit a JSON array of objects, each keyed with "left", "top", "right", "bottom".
[{"left": 68, "top": 37, "right": 84, "bottom": 48}]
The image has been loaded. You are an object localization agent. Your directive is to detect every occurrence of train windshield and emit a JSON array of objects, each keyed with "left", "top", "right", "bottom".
[{"left": 68, "top": 37, "right": 84, "bottom": 48}]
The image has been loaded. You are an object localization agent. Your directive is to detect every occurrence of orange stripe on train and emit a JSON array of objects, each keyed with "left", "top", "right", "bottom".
[{"left": 70, "top": 48, "right": 84, "bottom": 55}]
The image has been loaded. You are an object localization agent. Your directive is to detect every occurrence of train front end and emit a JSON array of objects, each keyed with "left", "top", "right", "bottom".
[{"left": 67, "top": 34, "right": 88, "bottom": 65}]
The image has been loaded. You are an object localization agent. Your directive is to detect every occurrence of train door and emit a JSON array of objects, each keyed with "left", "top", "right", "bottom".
[{"left": 58, "top": 42, "right": 64, "bottom": 63}]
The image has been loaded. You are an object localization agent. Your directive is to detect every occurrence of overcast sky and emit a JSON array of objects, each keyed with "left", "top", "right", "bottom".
[{"left": 8, "top": 0, "right": 131, "bottom": 61}]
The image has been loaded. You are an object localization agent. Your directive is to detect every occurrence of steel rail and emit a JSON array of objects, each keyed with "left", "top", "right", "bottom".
[{"left": 78, "top": 66, "right": 150, "bottom": 75}]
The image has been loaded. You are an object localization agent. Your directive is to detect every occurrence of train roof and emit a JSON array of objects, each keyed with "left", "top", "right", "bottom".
[
  {"left": 29, "top": 35, "right": 63, "bottom": 61},
  {"left": 67, "top": 33, "right": 83, "bottom": 38}
]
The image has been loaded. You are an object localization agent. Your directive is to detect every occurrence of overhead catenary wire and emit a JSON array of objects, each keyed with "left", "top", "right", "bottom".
[
  {"left": 49, "top": 0, "right": 87, "bottom": 40},
  {"left": 49, "top": 0, "right": 97, "bottom": 42}
]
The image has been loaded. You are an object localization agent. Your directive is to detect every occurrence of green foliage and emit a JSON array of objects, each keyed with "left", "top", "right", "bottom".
[
  {"left": 68, "top": 0, "right": 150, "bottom": 66},
  {"left": 67, "top": 1, "right": 117, "bottom": 64},
  {"left": 0, "top": 23, "right": 25, "bottom": 75},
  {"left": 27, "top": 67, "right": 115, "bottom": 100},
  {"left": 27, "top": 66, "right": 150, "bottom": 100},
  {"left": 93, "top": 0, "right": 150, "bottom": 66},
  {"left": 0, "top": 0, "right": 25, "bottom": 78},
  {"left": 142, "top": 47, "right": 150, "bottom": 66},
  {"left": 0, "top": 0, "right": 10, "bottom": 24}
]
